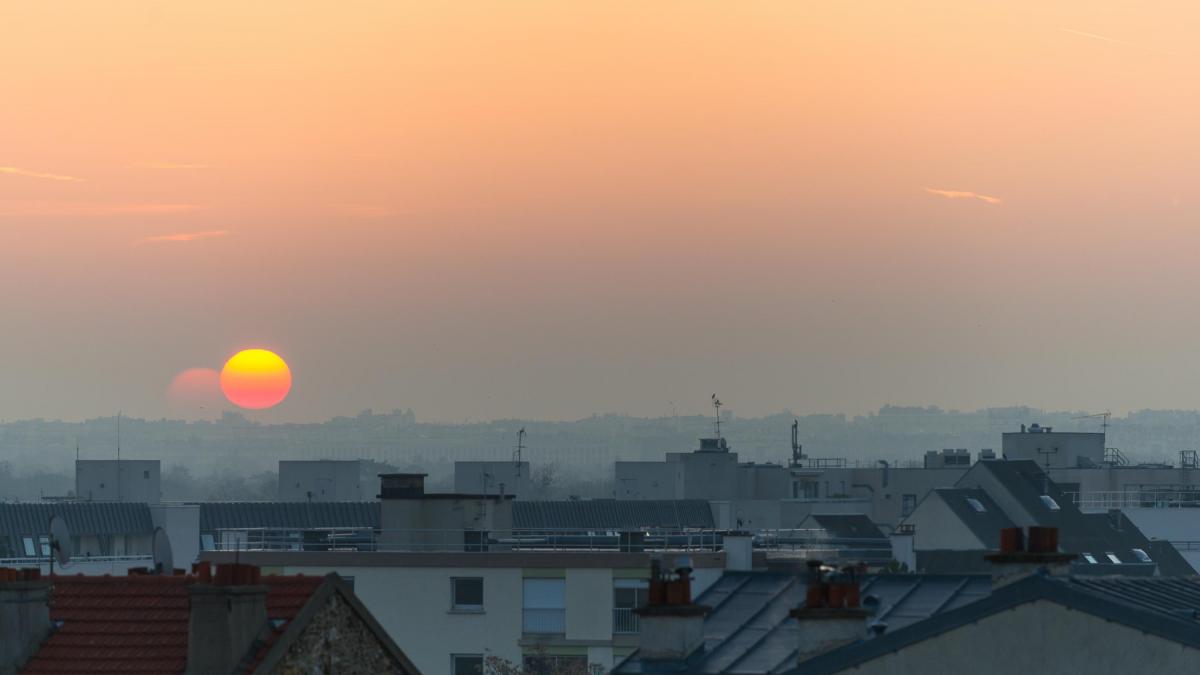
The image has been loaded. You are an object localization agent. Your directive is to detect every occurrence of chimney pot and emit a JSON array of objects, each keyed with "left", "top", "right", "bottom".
[
  {"left": 999, "top": 527, "right": 1025, "bottom": 553},
  {"left": 0, "top": 574, "right": 52, "bottom": 675}
]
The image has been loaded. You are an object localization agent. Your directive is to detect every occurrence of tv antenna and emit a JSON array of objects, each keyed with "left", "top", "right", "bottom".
[
  {"left": 711, "top": 395, "right": 723, "bottom": 440},
  {"left": 48, "top": 515, "right": 72, "bottom": 577},
  {"left": 116, "top": 411, "right": 122, "bottom": 502},
  {"left": 513, "top": 428, "right": 526, "bottom": 477},
  {"left": 790, "top": 420, "right": 806, "bottom": 466},
  {"left": 1072, "top": 411, "right": 1111, "bottom": 435},
  {"left": 152, "top": 527, "right": 174, "bottom": 575}
]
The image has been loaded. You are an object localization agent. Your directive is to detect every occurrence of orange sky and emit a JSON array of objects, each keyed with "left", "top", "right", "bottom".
[{"left": 1, "top": 2, "right": 1198, "bottom": 421}]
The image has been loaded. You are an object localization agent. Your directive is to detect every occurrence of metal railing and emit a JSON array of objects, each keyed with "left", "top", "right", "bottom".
[
  {"left": 204, "top": 526, "right": 894, "bottom": 557},
  {"left": 523, "top": 608, "right": 566, "bottom": 634},
  {"left": 612, "top": 607, "right": 639, "bottom": 634},
  {"left": 1067, "top": 491, "right": 1200, "bottom": 510}
]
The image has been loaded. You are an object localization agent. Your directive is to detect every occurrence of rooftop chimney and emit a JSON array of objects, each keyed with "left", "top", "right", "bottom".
[
  {"left": 186, "top": 563, "right": 268, "bottom": 675},
  {"left": 0, "top": 569, "right": 51, "bottom": 675},
  {"left": 635, "top": 557, "right": 711, "bottom": 661},
  {"left": 985, "top": 527, "right": 1074, "bottom": 587},
  {"left": 378, "top": 473, "right": 427, "bottom": 499},
  {"left": 789, "top": 561, "right": 869, "bottom": 664},
  {"left": 723, "top": 532, "right": 754, "bottom": 572}
]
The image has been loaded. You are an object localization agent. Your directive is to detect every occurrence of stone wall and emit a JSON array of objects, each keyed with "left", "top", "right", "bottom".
[{"left": 270, "top": 593, "right": 407, "bottom": 675}]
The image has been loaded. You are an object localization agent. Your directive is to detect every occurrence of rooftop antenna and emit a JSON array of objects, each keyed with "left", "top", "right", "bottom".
[
  {"left": 152, "top": 527, "right": 174, "bottom": 575},
  {"left": 791, "top": 420, "right": 806, "bottom": 466},
  {"left": 711, "top": 395, "right": 723, "bottom": 440},
  {"left": 48, "top": 515, "right": 72, "bottom": 577},
  {"left": 1072, "top": 411, "right": 1111, "bottom": 435},
  {"left": 513, "top": 428, "right": 526, "bottom": 477},
  {"left": 74, "top": 437, "right": 80, "bottom": 500},
  {"left": 116, "top": 411, "right": 122, "bottom": 502}
]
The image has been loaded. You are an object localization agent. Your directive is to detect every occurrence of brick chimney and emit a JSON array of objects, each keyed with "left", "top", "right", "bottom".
[
  {"left": 635, "top": 556, "right": 711, "bottom": 661},
  {"left": 0, "top": 569, "right": 51, "bottom": 675},
  {"left": 985, "top": 527, "right": 1074, "bottom": 588},
  {"left": 789, "top": 561, "right": 869, "bottom": 664},
  {"left": 186, "top": 563, "right": 268, "bottom": 675}
]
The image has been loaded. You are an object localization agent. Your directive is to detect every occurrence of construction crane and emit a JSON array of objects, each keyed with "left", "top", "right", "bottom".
[{"left": 1072, "top": 411, "right": 1111, "bottom": 435}]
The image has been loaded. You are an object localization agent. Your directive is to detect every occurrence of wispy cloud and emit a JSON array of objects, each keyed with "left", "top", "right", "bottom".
[
  {"left": 1059, "top": 28, "right": 1171, "bottom": 55},
  {"left": 137, "top": 230, "right": 229, "bottom": 244},
  {"left": 132, "top": 162, "right": 212, "bottom": 170},
  {"left": 924, "top": 188, "right": 1002, "bottom": 205},
  {"left": 336, "top": 204, "right": 398, "bottom": 218},
  {"left": 0, "top": 202, "right": 202, "bottom": 216},
  {"left": 0, "top": 166, "right": 83, "bottom": 182}
]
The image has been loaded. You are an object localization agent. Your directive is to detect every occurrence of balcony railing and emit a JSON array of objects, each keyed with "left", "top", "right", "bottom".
[
  {"left": 203, "top": 527, "right": 893, "bottom": 559},
  {"left": 1067, "top": 491, "right": 1200, "bottom": 510},
  {"left": 523, "top": 608, "right": 565, "bottom": 634},
  {"left": 612, "top": 607, "right": 639, "bottom": 634}
]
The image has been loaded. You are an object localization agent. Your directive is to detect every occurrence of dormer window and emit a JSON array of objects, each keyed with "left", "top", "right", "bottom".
[
  {"left": 1081, "top": 553, "right": 1098, "bottom": 564},
  {"left": 1105, "top": 552, "right": 1122, "bottom": 564}
]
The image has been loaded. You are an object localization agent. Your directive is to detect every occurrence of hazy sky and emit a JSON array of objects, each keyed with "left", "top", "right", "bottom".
[{"left": 2, "top": 2, "right": 1198, "bottom": 422}]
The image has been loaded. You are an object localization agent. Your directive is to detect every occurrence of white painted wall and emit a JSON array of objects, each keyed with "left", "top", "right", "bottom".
[
  {"left": 279, "top": 564, "right": 525, "bottom": 675},
  {"left": 75, "top": 460, "right": 161, "bottom": 503},
  {"left": 278, "top": 460, "right": 366, "bottom": 501},
  {"left": 566, "top": 569, "right": 612, "bottom": 640}
]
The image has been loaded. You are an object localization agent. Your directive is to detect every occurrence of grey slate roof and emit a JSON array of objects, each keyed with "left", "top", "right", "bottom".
[
  {"left": 0, "top": 502, "right": 154, "bottom": 541},
  {"left": 0, "top": 502, "right": 154, "bottom": 557},
  {"left": 799, "top": 515, "right": 885, "bottom": 541},
  {"left": 199, "top": 502, "right": 380, "bottom": 532},
  {"left": 793, "top": 574, "right": 1200, "bottom": 675},
  {"left": 613, "top": 572, "right": 990, "bottom": 674},
  {"left": 512, "top": 499, "right": 714, "bottom": 530},
  {"left": 932, "top": 488, "right": 1014, "bottom": 548}
]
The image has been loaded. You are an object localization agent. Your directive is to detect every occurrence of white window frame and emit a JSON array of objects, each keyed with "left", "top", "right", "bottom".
[{"left": 451, "top": 577, "right": 485, "bottom": 611}]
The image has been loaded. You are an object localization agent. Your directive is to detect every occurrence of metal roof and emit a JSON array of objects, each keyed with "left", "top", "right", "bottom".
[
  {"left": 199, "top": 502, "right": 380, "bottom": 532},
  {"left": 0, "top": 502, "right": 154, "bottom": 545},
  {"left": 512, "top": 500, "right": 714, "bottom": 530},
  {"left": 799, "top": 515, "right": 886, "bottom": 541},
  {"left": 794, "top": 574, "right": 1200, "bottom": 675},
  {"left": 613, "top": 572, "right": 990, "bottom": 674},
  {"left": 930, "top": 488, "right": 1015, "bottom": 549}
]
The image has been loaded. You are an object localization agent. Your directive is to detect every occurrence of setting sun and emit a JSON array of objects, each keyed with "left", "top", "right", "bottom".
[{"left": 220, "top": 349, "right": 292, "bottom": 410}]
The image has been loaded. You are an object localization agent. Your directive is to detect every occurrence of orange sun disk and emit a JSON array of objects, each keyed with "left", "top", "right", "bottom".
[{"left": 220, "top": 349, "right": 292, "bottom": 409}]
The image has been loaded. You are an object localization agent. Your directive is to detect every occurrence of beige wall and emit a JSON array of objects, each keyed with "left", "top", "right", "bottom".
[
  {"left": 565, "top": 568, "right": 612, "bottom": 641},
  {"left": 279, "top": 564, "right": 524, "bottom": 675},
  {"left": 906, "top": 492, "right": 985, "bottom": 551},
  {"left": 841, "top": 600, "right": 1200, "bottom": 675}
]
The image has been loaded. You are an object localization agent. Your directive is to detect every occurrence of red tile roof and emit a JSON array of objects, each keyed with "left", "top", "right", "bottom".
[{"left": 21, "top": 573, "right": 324, "bottom": 675}]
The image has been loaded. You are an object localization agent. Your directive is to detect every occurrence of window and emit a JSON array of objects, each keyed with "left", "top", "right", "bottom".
[
  {"left": 39, "top": 535, "right": 51, "bottom": 557},
  {"left": 1039, "top": 495, "right": 1060, "bottom": 511},
  {"left": 901, "top": 494, "right": 917, "bottom": 517},
  {"left": 22, "top": 536, "right": 35, "bottom": 557},
  {"left": 1105, "top": 552, "right": 1122, "bottom": 564},
  {"left": 452, "top": 577, "right": 484, "bottom": 611},
  {"left": 1081, "top": 553, "right": 1098, "bottom": 564},
  {"left": 452, "top": 655, "right": 484, "bottom": 675},
  {"left": 143, "top": 470, "right": 150, "bottom": 479},
  {"left": 965, "top": 497, "right": 986, "bottom": 513},
  {"left": 803, "top": 482, "right": 819, "bottom": 499},
  {"left": 1132, "top": 548, "right": 1153, "bottom": 563},
  {"left": 523, "top": 578, "right": 566, "bottom": 634},
  {"left": 614, "top": 579, "right": 648, "bottom": 633}
]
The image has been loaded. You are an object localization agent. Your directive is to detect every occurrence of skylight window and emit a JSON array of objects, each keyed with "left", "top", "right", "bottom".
[
  {"left": 1039, "top": 495, "right": 1060, "bottom": 511},
  {"left": 1081, "top": 553, "right": 1098, "bottom": 564},
  {"left": 1105, "top": 552, "right": 1122, "bottom": 564},
  {"left": 1132, "top": 548, "right": 1153, "bottom": 563},
  {"left": 965, "top": 497, "right": 987, "bottom": 513}
]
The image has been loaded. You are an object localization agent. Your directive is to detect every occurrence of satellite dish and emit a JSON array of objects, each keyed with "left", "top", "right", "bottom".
[
  {"left": 152, "top": 527, "right": 174, "bottom": 575},
  {"left": 49, "top": 515, "right": 72, "bottom": 569}
]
